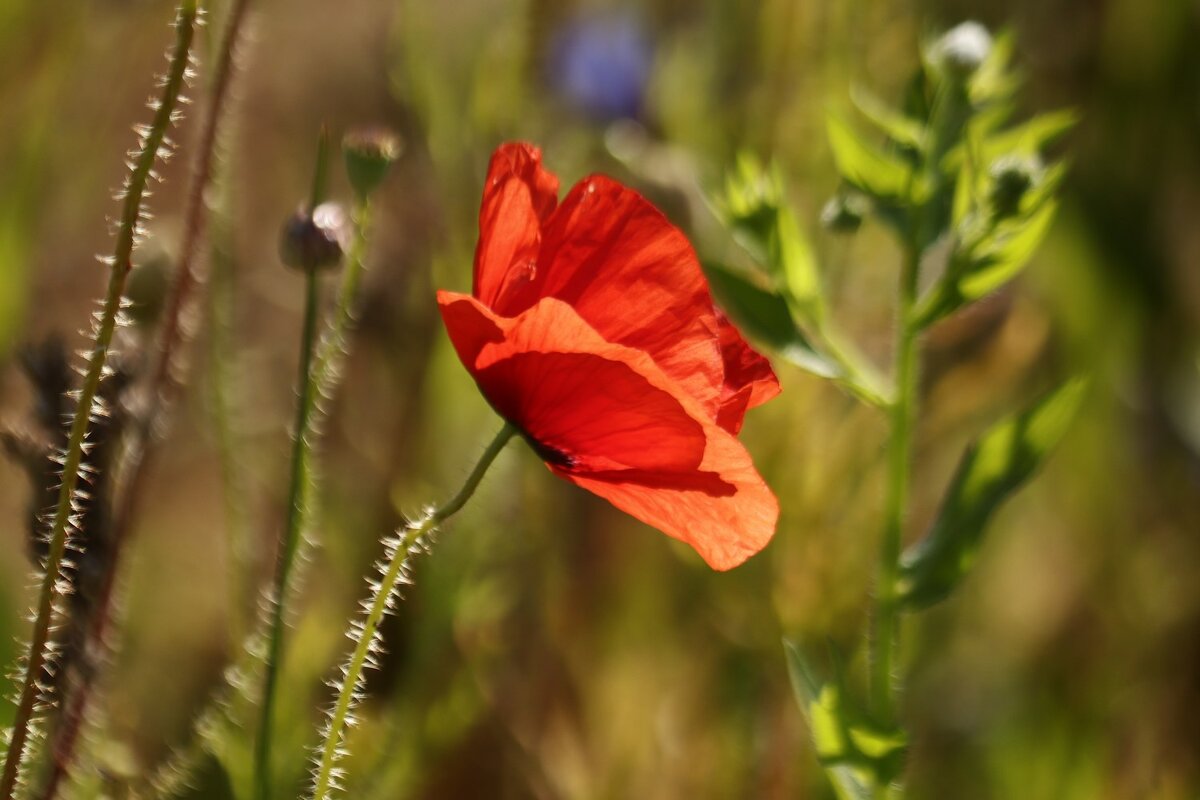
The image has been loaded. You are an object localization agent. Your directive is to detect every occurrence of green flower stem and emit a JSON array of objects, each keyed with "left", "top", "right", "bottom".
[
  {"left": 820, "top": 324, "right": 893, "bottom": 408},
  {"left": 256, "top": 263, "right": 322, "bottom": 800},
  {"left": 310, "top": 197, "right": 371, "bottom": 398},
  {"left": 256, "top": 143, "right": 373, "bottom": 800},
  {"left": 870, "top": 242, "right": 920, "bottom": 742},
  {"left": 310, "top": 423, "right": 517, "bottom": 800},
  {"left": 0, "top": 6, "right": 197, "bottom": 798}
]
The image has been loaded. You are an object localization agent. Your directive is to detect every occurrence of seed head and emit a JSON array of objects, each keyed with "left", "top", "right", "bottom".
[
  {"left": 989, "top": 154, "right": 1042, "bottom": 219},
  {"left": 342, "top": 129, "right": 403, "bottom": 200},
  {"left": 280, "top": 202, "right": 347, "bottom": 272}
]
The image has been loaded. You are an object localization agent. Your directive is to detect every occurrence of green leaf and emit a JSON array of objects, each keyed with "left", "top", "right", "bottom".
[
  {"left": 967, "top": 28, "right": 1018, "bottom": 105},
  {"left": 945, "top": 109, "right": 1078, "bottom": 172},
  {"left": 826, "top": 115, "right": 924, "bottom": 205},
  {"left": 913, "top": 191, "right": 1060, "bottom": 329},
  {"left": 983, "top": 109, "right": 1078, "bottom": 158},
  {"left": 716, "top": 154, "right": 823, "bottom": 322},
  {"left": 958, "top": 198, "right": 1058, "bottom": 298},
  {"left": 897, "top": 378, "right": 1089, "bottom": 608},
  {"left": 784, "top": 641, "right": 907, "bottom": 800},
  {"left": 775, "top": 208, "right": 822, "bottom": 321},
  {"left": 703, "top": 262, "right": 838, "bottom": 379},
  {"left": 850, "top": 87, "right": 928, "bottom": 153},
  {"left": 705, "top": 263, "right": 891, "bottom": 406}
]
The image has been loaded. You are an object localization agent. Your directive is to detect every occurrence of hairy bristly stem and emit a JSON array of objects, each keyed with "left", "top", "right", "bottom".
[
  {"left": 309, "top": 423, "right": 517, "bottom": 800},
  {"left": 0, "top": 4, "right": 198, "bottom": 797}
]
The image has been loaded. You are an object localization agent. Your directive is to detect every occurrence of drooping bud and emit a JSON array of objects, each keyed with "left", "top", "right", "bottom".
[
  {"left": 342, "top": 128, "right": 403, "bottom": 200},
  {"left": 280, "top": 202, "right": 347, "bottom": 272},
  {"left": 820, "top": 192, "right": 869, "bottom": 234},
  {"left": 931, "top": 21, "right": 993, "bottom": 80},
  {"left": 988, "top": 154, "right": 1042, "bottom": 219}
]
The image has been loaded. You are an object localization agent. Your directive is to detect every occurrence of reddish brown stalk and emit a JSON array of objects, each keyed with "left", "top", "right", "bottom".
[{"left": 37, "top": 1, "right": 254, "bottom": 797}]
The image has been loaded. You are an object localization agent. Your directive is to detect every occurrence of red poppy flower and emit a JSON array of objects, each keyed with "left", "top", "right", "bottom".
[{"left": 438, "top": 143, "right": 781, "bottom": 570}]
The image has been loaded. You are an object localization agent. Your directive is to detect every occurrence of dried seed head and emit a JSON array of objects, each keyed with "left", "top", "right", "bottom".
[
  {"left": 280, "top": 202, "right": 347, "bottom": 272},
  {"left": 342, "top": 129, "right": 403, "bottom": 200},
  {"left": 820, "top": 192, "right": 870, "bottom": 234},
  {"left": 931, "top": 21, "right": 992, "bottom": 80}
]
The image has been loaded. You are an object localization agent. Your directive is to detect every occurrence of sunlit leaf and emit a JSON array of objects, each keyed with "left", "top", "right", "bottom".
[
  {"left": 775, "top": 205, "right": 822, "bottom": 321},
  {"left": 704, "top": 262, "right": 839, "bottom": 379},
  {"left": 897, "top": 378, "right": 1089, "bottom": 608},
  {"left": 967, "top": 29, "right": 1017, "bottom": 105},
  {"left": 945, "top": 109, "right": 1078, "bottom": 171},
  {"left": 784, "top": 640, "right": 907, "bottom": 800},
  {"left": 826, "top": 115, "right": 924, "bottom": 205},
  {"left": 851, "top": 87, "right": 928, "bottom": 153},
  {"left": 913, "top": 192, "right": 1060, "bottom": 328},
  {"left": 983, "top": 109, "right": 1078, "bottom": 158},
  {"left": 705, "top": 263, "right": 891, "bottom": 406},
  {"left": 958, "top": 199, "right": 1058, "bottom": 298},
  {"left": 715, "top": 154, "right": 823, "bottom": 323}
]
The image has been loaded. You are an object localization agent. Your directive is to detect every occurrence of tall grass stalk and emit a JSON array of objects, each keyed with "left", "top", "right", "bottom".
[{"left": 0, "top": 4, "right": 199, "bottom": 797}]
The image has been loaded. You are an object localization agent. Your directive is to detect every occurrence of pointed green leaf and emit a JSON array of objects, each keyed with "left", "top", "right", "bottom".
[
  {"left": 704, "top": 262, "right": 839, "bottom": 379},
  {"left": 826, "top": 115, "right": 924, "bottom": 204},
  {"left": 851, "top": 87, "right": 928, "bottom": 153},
  {"left": 913, "top": 189, "right": 1060, "bottom": 329},
  {"left": 715, "top": 154, "right": 823, "bottom": 323},
  {"left": 784, "top": 640, "right": 907, "bottom": 800},
  {"left": 705, "top": 263, "right": 891, "bottom": 406},
  {"left": 944, "top": 109, "right": 1078, "bottom": 172},
  {"left": 967, "top": 28, "right": 1017, "bottom": 105},
  {"left": 897, "top": 378, "right": 1089, "bottom": 608},
  {"left": 983, "top": 109, "right": 1078, "bottom": 158},
  {"left": 775, "top": 206, "right": 822, "bottom": 321},
  {"left": 958, "top": 198, "right": 1058, "bottom": 298}
]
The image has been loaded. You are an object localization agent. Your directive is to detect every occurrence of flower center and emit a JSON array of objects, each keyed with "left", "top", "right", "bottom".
[{"left": 526, "top": 435, "right": 576, "bottom": 469}]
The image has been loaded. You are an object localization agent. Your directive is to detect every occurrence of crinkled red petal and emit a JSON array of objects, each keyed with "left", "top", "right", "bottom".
[
  {"left": 437, "top": 291, "right": 777, "bottom": 568},
  {"left": 714, "top": 311, "right": 781, "bottom": 433},
  {"left": 473, "top": 143, "right": 560, "bottom": 311}
]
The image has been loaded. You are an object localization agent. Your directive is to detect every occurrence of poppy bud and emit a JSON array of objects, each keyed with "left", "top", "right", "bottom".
[
  {"left": 342, "top": 129, "right": 403, "bottom": 200},
  {"left": 931, "top": 21, "right": 992, "bottom": 80},
  {"left": 280, "top": 202, "right": 347, "bottom": 272},
  {"left": 820, "top": 192, "right": 869, "bottom": 234},
  {"left": 988, "top": 154, "right": 1042, "bottom": 219}
]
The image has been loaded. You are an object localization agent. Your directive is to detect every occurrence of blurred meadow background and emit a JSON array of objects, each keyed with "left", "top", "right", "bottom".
[{"left": 1, "top": 0, "right": 1199, "bottom": 797}]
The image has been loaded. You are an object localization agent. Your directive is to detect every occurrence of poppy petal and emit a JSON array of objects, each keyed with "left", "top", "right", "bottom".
[
  {"left": 715, "top": 311, "right": 782, "bottom": 433},
  {"left": 438, "top": 292, "right": 706, "bottom": 473},
  {"left": 552, "top": 421, "right": 779, "bottom": 570},
  {"left": 437, "top": 290, "right": 777, "bottom": 568},
  {"left": 474, "top": 143, "right": 561, "bottom": 312},
  {"left": 532, "top": 175, "right": 726, "bottom": 419}
]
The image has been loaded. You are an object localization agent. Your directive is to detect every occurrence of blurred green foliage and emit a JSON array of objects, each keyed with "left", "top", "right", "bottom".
[{"left": 0, "top": 0, "right": 1198, "bottom": 798}]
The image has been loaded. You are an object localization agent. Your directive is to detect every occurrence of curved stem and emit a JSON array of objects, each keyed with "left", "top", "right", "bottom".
[
  {"left": 255, "top": 265, "right": 321, "bottom": 800},
  {"left": 37, "top": 4, "right": 255, "bottom": 797},
  {"left": 309, "top": 423, "right": 517, "bottom": 800},
  {"left": 870, "top": 243, "right": 920, "bottom": 730},
  {"left": 0, "top": 6, "right": 198, "bottom": 798}
]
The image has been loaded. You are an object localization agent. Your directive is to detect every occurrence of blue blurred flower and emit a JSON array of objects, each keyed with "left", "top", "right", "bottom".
[{"left": 547, "top": 11, "right": 653, "bottom": 122}]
